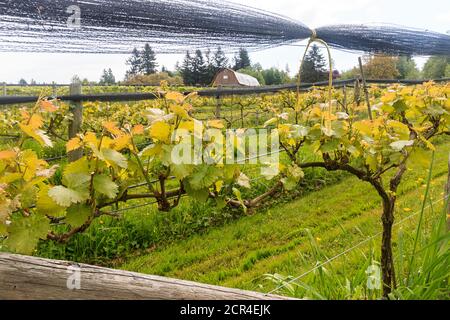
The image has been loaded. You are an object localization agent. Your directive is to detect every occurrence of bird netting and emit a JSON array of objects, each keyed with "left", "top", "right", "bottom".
[{"left": 0, "top": 0, "right": 449, "bottom": 55}]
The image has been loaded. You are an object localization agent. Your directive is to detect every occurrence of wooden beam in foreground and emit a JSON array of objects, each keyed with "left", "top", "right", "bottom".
[{"left": 0, "top": 253, "right": 293, "bottom": 300}]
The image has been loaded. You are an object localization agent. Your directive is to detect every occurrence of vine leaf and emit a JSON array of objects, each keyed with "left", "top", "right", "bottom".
[
  {"left": 5, "top": 214, "right": 50, "bottom": 254},
  {"left": 36, "top": 184, "right": 66, "bottom": 217},
  {"left": 390, "top": 140, "right": 414, "bottom": 152},
  {"left": 0, "top": 150, "right": 17, "bottom": 160},
  {"left": 232, "top": 187, "right": 247, "bottom": 213},
  {"left": 150, "top": 121, "right": 171, "bottom": 144},
  {"left": 93, "top": 175, "right": 119, "bottom": 199},
  {"left": 66, "top": 204, "right": 92, "bottom": 228},
  {"left": 19, "top": 124, "right": 53, "bottom": 148},
  {"left": 48, "top": 186, "right": 88, "bottom": 207},
  {"left": 102, "top": 148, "right": 128, "bottom": 169},
  {"left": 40, "top": 100, "right": 58, "bottom": 112},
  {"left": 66, "top": 137, "right": 82, "bottom": 152},
  {"left": 183, "top": 181, "right": 210, "bottom": 203},
  {"left": 170, "top": 163, "right": 194, "bottom": 180},
  {"left": 166, "top": 91, "right": 185, "bottom": 104},
  {"left": 188, "top": 165, "right": 218, "bottom": 190},
  {"left": 237, "top": 173, "right": 251, "bottom": 189}
]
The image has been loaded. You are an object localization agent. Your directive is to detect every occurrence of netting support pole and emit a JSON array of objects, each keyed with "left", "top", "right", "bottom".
[
  {"left": 68, "top": 81, "right": 83, "bottom": 162},
  {"left": 358, "top": 57, "right": 373, "bottom": 120}
]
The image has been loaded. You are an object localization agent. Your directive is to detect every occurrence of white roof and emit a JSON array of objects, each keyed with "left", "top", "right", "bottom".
[{"left": 233, "top": 70, "right": 260, "bottom": 87}]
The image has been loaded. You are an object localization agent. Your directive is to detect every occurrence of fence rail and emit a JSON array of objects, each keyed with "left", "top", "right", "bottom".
[
  {"left": 0, "top": 253, "right": 293, "bottom": 300},
  {"left": 1, "top": 78, "right": 449, "bottom": 106}
]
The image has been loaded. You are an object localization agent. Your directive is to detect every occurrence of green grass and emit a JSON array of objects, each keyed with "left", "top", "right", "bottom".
[{"left": 120, "top": 141, "right": 450, "bottom": 299}]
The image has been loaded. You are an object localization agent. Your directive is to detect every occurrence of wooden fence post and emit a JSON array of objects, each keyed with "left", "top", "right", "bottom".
[
  {"left": 52, "top": 83, "right": 57, "bottom": 97},
  {"left": 343, "top": 84, "right": 348, "bottom": 114},
  {"left": 354, "top": 79, "right": 361, "bottom": 107},
  {"left": 215, "top": 87, "right": 221, "bottom": 119},
  {"left": 68, "top": 82, "right": 83, "bottom": 162},
  {"left": 446, "top": 153, "right": 450, "bottom": 231},
  {"left": 358, "top": 57, "right": 373, "bottom": 120},
  {"left": 2, "top": 83, "right": 6, "bottom": 96}
]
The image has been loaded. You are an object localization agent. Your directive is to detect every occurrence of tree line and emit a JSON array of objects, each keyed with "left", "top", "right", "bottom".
[
  {"left": 11, "top": 44, "right": 449, "bottom": 86},
  {"left": 341, "top": 55, "right": 450, "bottom": 80}
]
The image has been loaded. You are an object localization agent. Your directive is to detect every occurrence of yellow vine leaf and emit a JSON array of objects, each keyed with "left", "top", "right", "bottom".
[
  {"left": 103, "top": 122, "right": 122, "bottom": 136},
  {"left": 184, "top": 92, "right": 198, "bottom": 101},
  {"left": 100, "top": 136, "right": 114, "bottom": 150},
  {"left": 20, "top": 110, "right": 30, "bottom": 121},
  {"left": 170, "top": 105, "right": 190, "bottom": 119},
  {"left": 112, "top": 134, "right": 131, "bottom": 151},
  {"left": 28, "top": 114, "right": 44, "bottom": 130},
  {"left": 215, "top": 180, "right": 224, "bottom": 193},
  {"left": 207, "top": 120, "right": 224, "bottom": 129},
  {"left": 150, "top": 121, "right": 171, "bottom": 144},
  {"left": 19, "top": 124, "right": 53, "bottom": 148},
  {"left": 66, "top": 137, "right": 82, "bottom": 152},
  {"left": 165, "top": 91, "right": 185, "bottom": 104},
  {"left": 0, "top": 150, "right": 16, "bottom": 160},
  {"left": 40, "top": 100, "right": 58, "bottom": 113},
  {"left": 84, "top": 132, "right": 98, "bottom": 145},
  {"left": 178, "top": 120, "right": 195, "bottom": 132},
  {"left": 132, "top": 124, "right": 145, "bottom": 135}
]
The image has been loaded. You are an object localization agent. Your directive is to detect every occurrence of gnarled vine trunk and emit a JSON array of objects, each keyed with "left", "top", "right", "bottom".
[{"left": 381, "top": 196, "right": 396, "bottom": 297}]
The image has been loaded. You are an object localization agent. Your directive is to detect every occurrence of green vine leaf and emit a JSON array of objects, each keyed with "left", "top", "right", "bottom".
[
  {"left": 36, "top": 184, "right": 66, "bottom": 217},
  {"left": 93, "top": 175, "right": 119, "bottom": 199},
  {"left": 66, "top": 204, "right": 93, "bottom": 228},
  {"left": 5, "top": 214, "right": 50, "bottom": 254},
  {"left": 48, "top": 186, "right": 88, "bottom": 207}
]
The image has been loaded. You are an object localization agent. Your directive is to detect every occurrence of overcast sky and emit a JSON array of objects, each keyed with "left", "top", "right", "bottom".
[{"left": 0, "top": 0, "right": 449, "bottom": 84}]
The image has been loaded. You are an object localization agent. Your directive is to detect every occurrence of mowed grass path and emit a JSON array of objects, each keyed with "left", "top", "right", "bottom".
[{"left": 121, "top": 142, "right": 450, "bottom": 294}]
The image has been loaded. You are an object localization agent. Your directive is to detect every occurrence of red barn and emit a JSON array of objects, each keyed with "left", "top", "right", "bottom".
[{"left": 212, "top": 68, "right": 260, "bottom": 87}]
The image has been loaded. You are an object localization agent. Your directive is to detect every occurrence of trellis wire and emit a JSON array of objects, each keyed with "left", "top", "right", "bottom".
[
  {"left": 266, "top": 196, "right": 449, "bottom": 295},
  {"left": 103, "top": 148, "right": 286, "bottom": 215},
  {"left": 105, "top": 171, "right": 279, "bottom": 215}
]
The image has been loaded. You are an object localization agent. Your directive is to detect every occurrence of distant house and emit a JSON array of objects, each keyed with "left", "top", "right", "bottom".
[{"left": 212, "top": 68, "right": 260, "bottom": 87}]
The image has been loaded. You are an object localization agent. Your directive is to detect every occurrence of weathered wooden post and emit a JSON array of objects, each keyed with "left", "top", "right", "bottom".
[
  {"left": 52, "top": 83, "right": 57, "bottom": 97},
  {"left": 354, "top": 79, "right": 361, "bottom": 107},
  {"left": 446, "top": 153, "right": 450, "bottom": 231},
  {"left": 343, "top": 84, "right": 348, "bottom": 114},
  {"left": 358, "top": 57, "right": 373, "bottom": 120},
  {"left": 0, "top": 253, "right": 295, "bottom": 300},
  {"left": 2, "top": 82, "right": 6, "bottom": 96},
  {"left": 215, "top": 86, "right": 222, "bottom": 119},
  {"left": 68, "top": 81, "right": 83, "bottom": 162}
]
